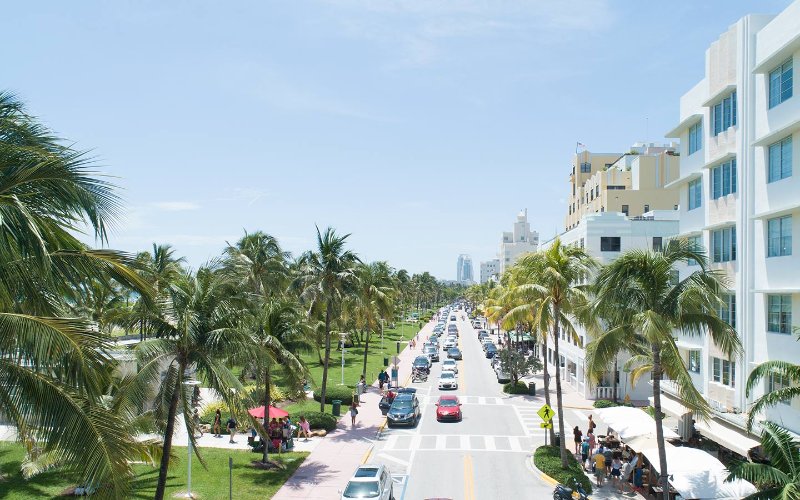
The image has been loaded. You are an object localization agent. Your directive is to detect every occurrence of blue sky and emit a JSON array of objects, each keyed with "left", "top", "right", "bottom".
[{"left": 5, "top": 0, "right": 792, "bottom": 279}]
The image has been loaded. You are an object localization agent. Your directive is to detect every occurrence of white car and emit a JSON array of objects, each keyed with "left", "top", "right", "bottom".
[
  {"left": 443, "top": 338, "right": 457, "bottom": 349},
  {"left": 442, "top": 359, "right": 458, "bottom": 373},
  {"left": 438, "top": 370, "right": 458, "bottom": 390},
  {"left": 481, "top": 338, "right": 494, "bottom": 349},
  {"left": 340, "top": 464, "right": 394, "bottom": 500}
]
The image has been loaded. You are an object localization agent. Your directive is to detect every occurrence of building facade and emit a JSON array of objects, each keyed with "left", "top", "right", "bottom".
[
  {"left": 499, "top": 209, "right": 539, "bottom": 274},
  {"left": 480, "top": 259, "right": 500, "bottom": 283},
  {"left": 457, "top": 254, "right": 474, "bottom": 284},
  {"left": 665, "top": 4, "right": 800, "bottom": 438}
]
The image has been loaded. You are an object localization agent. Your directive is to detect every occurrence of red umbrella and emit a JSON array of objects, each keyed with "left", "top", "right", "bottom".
[{"left": 248, "top": 405, "right": 289, "bottom": 419}]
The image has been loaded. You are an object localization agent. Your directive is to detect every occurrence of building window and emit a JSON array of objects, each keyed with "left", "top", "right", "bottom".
[
  {"left": 768, "top": 136, "right": 793, "bottom": 182},
  {"left": 595, "top": 186, "right": 599, "bottom": 197},
  {"left": 768, "top": 215, "right": 792, "bottom": 257},
  {"left": 711, "top": 226, "right": 736, "bottom": 263},
  {"left": 717, "top": 293, "right": 736, "bottom": 327},
  {"left": 688, "top": 121, "right": 703, "bottom": 155},
  {"left": 711, "top": 357, "right": 735, "bottom": 387},
  {"left": 580, "top": 162, "right": 591, "bottom": 173},
  {"left": 712, "top": 90, "right": 737, "bottom": 135},
  {"left": 621, "top": 204, "right": 629, "bottom": 216},
  {"left": 579, "top": 238, "right": 585, "bottom": 249},
  {"left": 768, "top": 295, "right": 793, "bottom": 334},
  {"left": 688, "top": 235, "right": 702, "bottom": 266},
  {"left": 653, "top": 237, "right": 663, "bottom": 251},
  {"left": 769, "top": 58, "right": 793, "bottom": 109},
  {"left": 768, "top": 372, "right": 793, "bottom": 405},
  {"left": 607, "top": 185, "right": 626, "bottom": 190},
  {"left": 600, "top": 237, "right": 621, "bottom": 252},
  {"left": 711, "top": 159, "right": 737, "bottom": 199},
  {"left": 688, "top": 178, "right": 702, "bottom": 210},
  {"left": 644, "top": 204, "right": 650, "bottom": 213},
  {"left": 688, "top": 351, "right": 701, "bottom": 373}
]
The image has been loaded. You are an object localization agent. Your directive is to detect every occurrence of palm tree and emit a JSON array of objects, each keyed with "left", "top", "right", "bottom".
[
  {"left": 129, "top": 244, "right": 185, "bottom": 341},
  {"left": 744, "top": 330, "right": 800, "bottom": 431},
  {"left": 131, "top": 266, "right": 250, "bottom": 500},
  {"left": 0, "top": 91, "right": 153, "bottom": 497},
  {"left": 726, "top": 421, "right": 800, "bottom": 499},
  {"left": 354, "top": 262, "right": 395, "bottom": 377},
  {"left": 224, "top": 231, "right": 290, "bottom": 297},
  {"left": 296, "top": 227, "right": 361, "bottom": 412},
  {"left": 590, "top": 240, "right": 741, "bottom": 500}
]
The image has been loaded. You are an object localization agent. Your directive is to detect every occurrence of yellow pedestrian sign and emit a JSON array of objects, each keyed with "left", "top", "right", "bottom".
[
  {"left": 537, "top": 403, "right": 554, "bottom": 422},
  {"left": 540, "top": 422, "right": 552, "bottom": 429}
]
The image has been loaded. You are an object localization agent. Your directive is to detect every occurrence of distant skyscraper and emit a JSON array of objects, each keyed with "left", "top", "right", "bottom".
[
  {"left": 499, "top": 209, "right": 539, "bottom": 274},
  {"left": 456, "top": 254, "right": 473, "bottom": 284},
  {"left": 480, "top": 259, "right": 500, "bottom": 283}
]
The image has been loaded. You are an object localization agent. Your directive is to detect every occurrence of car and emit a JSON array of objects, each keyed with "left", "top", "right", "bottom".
[
  {"left": 387, "top": 393, "right": 421, "bottom": 427},
  {"left": 481, "top": 338, "right": 494, "bottom": 350},
  {"left": 496, "top": 368, "right": 511, "bottom": 383},
  {"left": 435, "top": 395, "right": 462, "bottom": 422},
  {"left": 478, "top": 332, "right": 489, "bottom": 342},
  {"left": 490, "top": 356, "right": 501, "bottom": 371},
  {"left": 485, "top": 344, "right": 497, "bottom": 358},
  {"left": 478, "top": 330, "right": 488, "bottom": 336},
  {"left": 447, "top": 324, "right": 459, "bottom": 334},
  {"left": 340, "top": 464, "right": 394, "bottom": 500},
  {"left": 449, "top": 315, "right": 456, "bottom": 321},
  {"left": 447, "top": 347, "right": 462, "bottom": 360},
  {"left": 413, "top": 355, "right": 432, "bottom": 372},
  {"left": 438, "top": 370, "right": 458, "bottom": 390},
  {"left": 441, "top": 359, "right": 458, "bottom": 373},
  {"left": 443, "top": 338, "right": 457, "bottom": 349},
  {"left": 378, "top": 387, "right": 417, "bottom": 415},
  {"left": 424, "top": 345, "right": 439, "bottom": 362}
]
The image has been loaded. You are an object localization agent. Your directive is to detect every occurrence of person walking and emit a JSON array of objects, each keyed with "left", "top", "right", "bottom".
[
  {"left": 610, "top": 455, "right": 623, "bottom": 492},
  {"left": 592, "top": 449, "right": 606, "bottom": 487},
  {"left": 588, "top": 431, "right": 596, "bottom": 457},
  {"left": 580, "top": 438, "right": 590, "bottom": 471},
  {"left": 587, "top": 414, "right": 596, "bottom": 436},
  {"left": 620, "top": 457, "right": 633, "bottom": 494},
  {"left": 349, "top": 402, "right": 359, "bottom": 427},
  {"left": 226, "top": 415, "right": 238, "bottom": 444},
  {"left": 572, "top": 426, "right": 582, "bottom": 454},
  {"left": 357, "top": 375, "right": 366, "bottom": 403},
  {"left": 378, "top": 370, "right": 387, "bottom": 390},
  {"left": 297, "top": 416, "right": 311, "bottom": 441},
  {"left": 213, "top": 409, "right": 222, "bottom": 437}
]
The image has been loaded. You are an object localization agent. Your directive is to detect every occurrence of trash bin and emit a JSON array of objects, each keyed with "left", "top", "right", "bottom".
[
  {"left": 528, "top": 382, "right": 536, "bottom": 395},
  {"left": 554, "top": 432, "right": 561, "bottom": 447},
  {"left": 383, "top": 356, "right": 389, "bottom": 367},
  {"left": 332, "top": 400, "right": 342, "bottom": 417}
]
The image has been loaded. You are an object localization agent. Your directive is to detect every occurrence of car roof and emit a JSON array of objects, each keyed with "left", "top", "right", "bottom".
[
  {"left": 353, "top": 465, "right": 382, "bottom": 478},
  {"left": 397, "top": 387, "right": 417, "bottom": 393}
]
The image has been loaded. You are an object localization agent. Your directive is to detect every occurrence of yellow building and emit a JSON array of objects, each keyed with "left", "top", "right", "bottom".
[{"left": 565, "top": 143, "right": 681, "bottom": 231}]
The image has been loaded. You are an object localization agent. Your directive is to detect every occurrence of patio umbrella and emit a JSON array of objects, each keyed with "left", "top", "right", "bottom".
[{"left": 248, "top": 405, "right": 289, "bottom": 419}]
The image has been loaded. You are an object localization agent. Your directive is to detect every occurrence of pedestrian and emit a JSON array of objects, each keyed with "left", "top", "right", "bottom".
[
  {"left": 587, "top": 414, "right": 596, "bottom": 436},
  {"left": 268, "top": 417, "right": 281, "bottom": 452},
  {"left": 213, "top": 408, "right": 222, "bottom": 437},
  {"left": 580, "top": 438, "right": 590, "bottom": 470},
  {"left": 592, "top": 449, "right": 606, "bottom": 487},
  {"left": 621, "top": 457, "right": 633, "bottom": 494},
  {"left": 603, "top": 446, "right": 614, "bottom": 475},
  {"left": 193, "top": 408, "right": 203, "bottom": 438},
  {"left": 226, "top": 415, "right": 237, "bottom": 444},
  {"left": 378, "top": 370, "right": 387, "bottom": 390},
  {"left": 573, "top": 426, "right": 582, "bottom": 454},
  {"left": 633, "top": 463, "right": 644, "bottom": 493},
  {"left": 349, "top": 401, "right": 359, "bottom": 427},
  {"left": 588, "top": 431, "right": 596, "bottom": 456},
  {"left": 297, "top": 416, "right": 311, "bottom": 441},
  {"left": 610, "top": 455, "right": 623, "bottom": 492}
]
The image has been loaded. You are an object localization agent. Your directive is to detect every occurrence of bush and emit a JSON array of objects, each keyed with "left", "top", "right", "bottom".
[
  {"left": 644, "top": 406, "right": 665, "bottom": 420},
  {"left": 533, "top": 445, "right": 592, "bottom": 494},
  {"left": 200, "top": 401, "right": 249, "bottom": 426},
  {"left": 245, "top": 384, "right": 288, "bottom": 405},
  {"left": 300, "top": 411, "right": 338, "bottom": 432},
  {"left": 503, "top": 381, "right": 529, "bottom": 394},
  {"left": 593, "top": 399, "right": 618, "bottom": 408},
  {"left": 312, "top": 385, "right": 355, "bottom": 405}
]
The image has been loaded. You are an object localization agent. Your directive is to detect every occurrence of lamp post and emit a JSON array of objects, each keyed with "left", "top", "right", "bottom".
[
  {"left": 183, "top": 378, "right": 202, "bottom": 499},
  {"left": 339, "top": 332, "right": 348, "bottom": 386}
]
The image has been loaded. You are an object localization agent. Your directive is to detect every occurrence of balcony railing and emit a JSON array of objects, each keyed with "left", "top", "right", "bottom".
[{"left": 594, "top": 386, "right": 618, "bottom": 400}]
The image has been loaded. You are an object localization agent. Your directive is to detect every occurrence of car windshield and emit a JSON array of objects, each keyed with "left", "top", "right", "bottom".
[
  {"left": 439, "top": 399, "right": 458, "bottom": 407},
  {"left": 443, "top": 361, "right": 455, "bottom": 366},
  {"left": 440, "top": 372, "right": 455, "bottom": 379},
  {"left": 449, "top": 349, "right": 460, "bottom": 354},
  {"left": 424, "top": 346, "right": 435, "bottom": 352},
  {"left": 342, "top": 480, "right": 381, "bottom": 498},
  {"left": 391, "top": 401, "right": 412, "bottom": 410},
  {"left": 414, "top": 357, "right": 428, "bottom": 364}
]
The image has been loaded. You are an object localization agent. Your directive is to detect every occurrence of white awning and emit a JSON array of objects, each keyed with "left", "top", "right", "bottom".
[
  {"left": 641, "top": 447, "right": 756, "bottom": 499},
  {"left": 595, "top": 406, "right": 680, "bottom": 441},
  {"left": 674, "top": 340, "right": 703, "bottom": 351},
  {"left": 695, "top": 419, "right": 761, "bottom": 458},
  {"left": 649, "top": 395, "right": 691, "bottom": 418},
  {"left": 624, "top": 434, "right": 672, "bottom": 452}
]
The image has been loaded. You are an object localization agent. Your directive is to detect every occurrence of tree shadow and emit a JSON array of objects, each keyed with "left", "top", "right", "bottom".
[{"left": 272, "top": 460, "right": 335, "bottom": 490}]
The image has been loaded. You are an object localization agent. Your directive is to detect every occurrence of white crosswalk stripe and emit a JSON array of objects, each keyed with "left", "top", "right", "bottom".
[
  {"left": 419, "top": 395, "right": 507, "bottom": 406},
  {"left": 379, "top": 434, "right": 536, "bottom": 453}
]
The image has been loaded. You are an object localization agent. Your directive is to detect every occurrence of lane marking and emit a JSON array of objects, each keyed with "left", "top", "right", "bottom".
[
  {"left": 463, "top": 454, "right": 476, "bottom": 500},
  {"left": 509, "top": 436, "right": 522, "bottom": 452},
  {"left": 375, "top": 452, "right": 410, "bottom": 467},
  {"left": 484, "top": 435, "right": 496, "bottom": 451},
  {"left": 435, "top": 434, "right": 446, "bottom": 450},
  {"left": 460, "top": 435, "right": 470, "bottom": 450}
]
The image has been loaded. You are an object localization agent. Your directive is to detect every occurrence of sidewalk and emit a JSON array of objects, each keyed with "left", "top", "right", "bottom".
[{"left": 272, "top": 321, "right": 432, "bottom": 500}]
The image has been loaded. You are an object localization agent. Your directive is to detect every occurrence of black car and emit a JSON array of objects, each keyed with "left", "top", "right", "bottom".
[
  {"left": 379, "top": 387, "right": 417, "bottom": 414},
  {"left": 447, "top": 347, "right": 462, "bottom": 360},
  {"left": 387, "top": 394, "right": 421, "bottom": 427},
  {"left": 485, "top": 344, "right": 498, "bottom": 358},
  {"left": 413, "top": 355, "right": 432, "bottom": 372}
]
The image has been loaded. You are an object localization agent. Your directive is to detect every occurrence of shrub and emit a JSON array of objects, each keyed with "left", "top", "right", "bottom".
[
  {"left": 312, "top": 385, "right": 355, "bottom": 405},
  {"left": 593, "top": 399, "right": 618, "bottom": 408},
  {"left": 245, "top": 384, "right": 288, "bottom": 405},
  {"left": 200, "top": 401, "right": 249, "bottom": 426},
  {"left": 643, "top": 406, "right": 665, "bottom": 419},
  {"left": 503, "top": 381, "right": 529, "bottom": 394},
  {"left": 300, "top": 411, "right": 338, "bottom": 432},
  {"left": 533, "top": 445, "right": 592, "bottom": 494}
]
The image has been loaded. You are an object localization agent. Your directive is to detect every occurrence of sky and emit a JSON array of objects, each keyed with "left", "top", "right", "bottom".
[{"left": 4, "top": 0, "right": 793, "bottom": 280}]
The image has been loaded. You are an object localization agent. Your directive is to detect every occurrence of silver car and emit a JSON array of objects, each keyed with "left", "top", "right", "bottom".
[{"left": 341, "top": 464, "right": 394, "bottom": 500}]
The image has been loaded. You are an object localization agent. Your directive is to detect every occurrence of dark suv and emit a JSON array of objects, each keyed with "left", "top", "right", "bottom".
[{"left": 387, "top": 393, "right": 421, "bottom": 427}]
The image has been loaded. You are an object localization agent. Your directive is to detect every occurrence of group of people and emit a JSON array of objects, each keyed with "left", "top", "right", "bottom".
[
  {"left": 211, "top": 409, "right": 239, "bottom": 443},
  {"left": 573, "top": 415, "right": 645, "bottom": 494}
]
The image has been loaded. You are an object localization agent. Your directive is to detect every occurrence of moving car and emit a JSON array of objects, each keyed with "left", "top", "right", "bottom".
[
  {"left": 340, "top": 464, "right": 394, "bottom": 500},
  {"left": 443, "top": 338, "right": 457, "bottom": 349},
  {"left": 485, "top": 344, "right": 497, "bottom": 358},
  {"left": 447, "top": 324, "right": 459, "bottom": 335},
  {"left": 413, "top": 355, "right": 431, "bottom": 372},
  {"left": 449, "top": 315, "right": 456, "bottom": 321},
  {"left": 441, "top": 359, "right": 458, "bottom": 373},
  {"left": 387, "top": 393, "right": 421, "bottom": 427},
  {"left": 435, "top": 395, "right": 462, "bottom": 422},
  {"left": 447, "top": 347, "right": 462, "bottom": 360},
  {"left": 438, "top": 370, "right": 458, "bottom": 390},
  {"left": 424, "top": 345, "right": 439, "bottom": 362}
]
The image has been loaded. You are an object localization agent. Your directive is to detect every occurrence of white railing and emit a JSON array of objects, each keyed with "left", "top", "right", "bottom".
[{"left": 594, "top": 386, "right": 617, "bottom": 400}]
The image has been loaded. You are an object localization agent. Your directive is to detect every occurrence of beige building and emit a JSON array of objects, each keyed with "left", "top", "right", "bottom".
[{"left": 565, "top": 143, "right": 681, "bottom": 231}]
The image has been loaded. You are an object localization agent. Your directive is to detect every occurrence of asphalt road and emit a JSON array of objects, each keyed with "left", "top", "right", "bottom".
[{"left": 370, "top": 312, "right": 554, "bottom": 500}]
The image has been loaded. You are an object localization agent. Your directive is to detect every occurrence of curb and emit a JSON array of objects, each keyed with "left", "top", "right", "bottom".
[
  {"left": 360, "top": 444, "right": 375, "bottom": 464},
  {"left": 529, "top": 454, "right": 560, "bottom": 487}
]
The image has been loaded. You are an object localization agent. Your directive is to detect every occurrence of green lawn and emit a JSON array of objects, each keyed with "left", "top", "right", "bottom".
[{"left": 0, "top": 442, "right": 306, "bottom": 499}]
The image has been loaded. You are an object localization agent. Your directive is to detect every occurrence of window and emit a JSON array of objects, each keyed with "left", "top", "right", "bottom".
[
  {"left": 688, "top": 351, "right": 701, "bottom": 373},
  {"left": 768, "top": 136, "right": 793, "bottom": 182},
  {"left": 718, "top": 293, "right": 736, "bottom": 326},
  {"left": 579, "top": 238, "right": 585, "bottom": 249},
  {"left": 768, "top": 215, "right": 792, "bottom": 257},
  {"left": 580, "top": 162, "right": 592, "bottom": 173},
  {"left": 769, "top": 372, "right": 792, "bottom": 405},
  {"left": 595, "top": 186, "right": 599, "bottom": 197},
  {"left": 644, "top": 204, "right": 650, "bottom": 213},
  {"left": 711, "top": 226, "right": 736, "bottom": 262},
  {"left": 712, "top": 91, "right": 737, "bottom": 135},
  {"left": 769, "top": 58, "right": 793, "bottom": 108},
  {"left": 711, "top": 357, "right": 735, "bottom": 387},
  {"left": 688, "top": 235, "right": 702, "bottom": 266},
  {"left": 653, "top": 237, "right": 663, "bottom": 251},
  {"left": 768, "top": 295, "right": 793, "bottom": 334},
  {"left": 711, "top": 159, "right": 737, "bottom": 199},
  {"left": 688, "top": 121, "right": 703, "bottom": 155},
  {"left": 712, "top": 357, "right": 721, "bottom": 382},
  {"left": 607, "top": 185, "right": 626, "bottom": 190},
  {"left": 688, "top": 178, "right": 702, "bottom": 210},
  {"left": 600, "top": 237, "right": 621, "bottom": 252},
  {"left": 621, "top": 204, "right": 629, "bottom": 216}
]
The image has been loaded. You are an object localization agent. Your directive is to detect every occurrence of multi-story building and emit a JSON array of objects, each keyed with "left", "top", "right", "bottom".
[
  {"left": 499, "top": 209, "right": 539, "bottom": 274},
  {"left": 565, "top": 143, "right": 681, "bottom": 231},
  {"left": 480, "top": 259, "right": 500, "bottom": 284},
  {"left": 661, "top": 2, "right": 800, "bottom": 454},
  {"left": 456, "top": 254, "right": 473, "bottom": 284}
]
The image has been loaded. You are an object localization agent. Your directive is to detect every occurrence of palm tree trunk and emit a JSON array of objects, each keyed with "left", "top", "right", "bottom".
[
  {"left": 362, "top": 329, "right": 370, "bottom": 378},
  {"left": 262, "top": 363, "right": 272, "bottom": 463},
  {"left": 320, "top": 301, "right": 332, "bottom": 413},
  {"left": 541, "top": 336, "right": 556, "bottom": 444},
  {"left": 651, "top": 343, "right": 670, "bottom": 500},
  {"left": 612, "top": 356, "right": 619, "bottom": 403},
  {"left": 154, "top": 371, "right": 182, "bottom": 500},
  {"left": 552, "top": 303, "right": 569, "bottom": 469}
]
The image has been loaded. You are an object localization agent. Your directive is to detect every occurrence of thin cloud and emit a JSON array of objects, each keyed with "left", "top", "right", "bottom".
[{"left": 151, "top": 201, "right": 200, "bottom": 211}]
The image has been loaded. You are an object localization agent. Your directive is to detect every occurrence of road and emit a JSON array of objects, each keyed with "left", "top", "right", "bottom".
[{"left": 370, "top": 312, "right": 554, "bottom": 499}]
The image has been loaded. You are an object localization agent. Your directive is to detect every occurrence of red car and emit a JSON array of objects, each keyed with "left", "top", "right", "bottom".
[{"left": 435, "top": 395, "right": 462, "bottom": 422}]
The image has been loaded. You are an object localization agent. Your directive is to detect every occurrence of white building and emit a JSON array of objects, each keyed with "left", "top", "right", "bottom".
[
  {"left": 480, "top": 259, "right": 500, "bottom": 283},
  {"left": 540, "top": 211, "right": 680, "bottom": 402},
  {"left": 456, "top": 254, "right": 474, "bottom": 284},
  {"left": 664, "top": 2, "right": 800, "bottom": 444},
  {"left": 499, "top": 209, "right": 539, "bottom": 274}
]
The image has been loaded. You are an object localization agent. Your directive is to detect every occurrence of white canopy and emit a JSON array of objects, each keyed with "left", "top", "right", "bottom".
[
  {"left": 595, "top": 406, "right": 680, "bottom": 441},
  {"left": 641, "top": 447, "right": 757, "bottom": 499}
]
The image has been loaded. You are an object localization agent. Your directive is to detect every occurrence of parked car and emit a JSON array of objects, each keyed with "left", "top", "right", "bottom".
[
  {"left": 496, "top": 368, "right": 511, "bottom": 383},
  {"left": 378, "top": 387, "right": 416, "bottom": 415},
  {"left": 387, "top": 393, "right": 421, "bottom": 427},
  {"left": 340, "top": 464, "right": 394, "bottom": 500},
  {"left": 482, "top": 338, "right": 494, "bottom": 350},
  {"left": 438, "top": 370, "right": 458, "bottom": 390},
  {"left": 435, "top": 395, "right": 462, "bottom": 422},
  {"left": 447, "top": 347, "right": 463, "bottom": 360},
  {"left": 485, "top": 344, "right": 497, "bottom": 358}
]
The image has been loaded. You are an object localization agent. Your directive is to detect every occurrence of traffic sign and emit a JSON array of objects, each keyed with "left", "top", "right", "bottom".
[
  {"left": 537, "top": 403, "right": 554, "bottom": 421},
  {"left": 540, "top": 422, "right": 553, "bottom": 429}
]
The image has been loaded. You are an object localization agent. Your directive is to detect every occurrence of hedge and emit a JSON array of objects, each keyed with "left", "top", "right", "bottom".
[
  {"left": 301, "top": 411, "right": 338, "bottom": 432},
  {"left": 593, "top": 399, "right": 634, "bottom": 408},
  {"left": 533, "top": 445, "right": 593, "bottom": 494},
  {"left": 312, "top": 385, "right": 356, "bottom": 405},
  {"left": 503, "top": 381, "right": 529, "bottom": 394}
]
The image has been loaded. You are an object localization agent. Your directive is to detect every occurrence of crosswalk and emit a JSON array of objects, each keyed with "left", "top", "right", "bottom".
[
  {"left": 379, "top": 433, "right": 533, "bottom": 453},
  {"left": 417, "top": 395, "right": 507, "bottom": 406},
  {"left": 513, "top": 405, "right": 554, "bottom": 437}
]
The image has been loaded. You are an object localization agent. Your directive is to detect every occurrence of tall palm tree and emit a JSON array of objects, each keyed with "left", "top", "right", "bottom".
[
  {"left": 296, "top": 227, "right": 361, "bottom": 412},
  {"left": 129, "top": 244, "right": 185, "bottom": 341},
  {"left": 513, "top": 240, "right": 597, "bottom": 468},
  {"left": 744, "top": 330, "right": 800, "bottom": 431},
  {"left": 591, "top": 240, "right": 741, "bottom": 500},
  {"left": 0, "top": 91, "right": 152, "bottom": 497},
  {"left": 726, "top": 421, "right": 800, "bottom": 499},
  {"left": 130, "top": 266, "right": 250, "bottom": 500},
  {"left": 224, "top": 231, "right": 290, "bottom": 297},
  {"left": 353, "top": 262, "right": 395, "bottom": 377}
]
